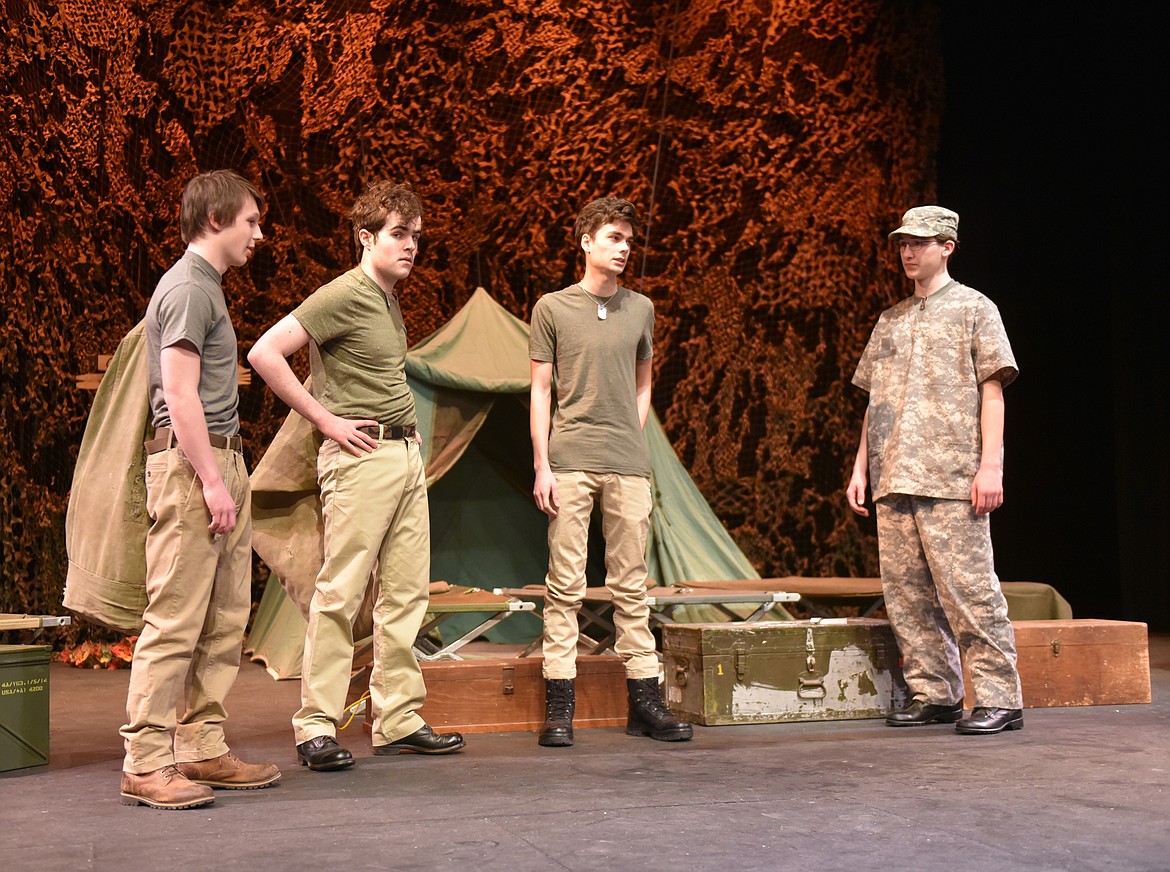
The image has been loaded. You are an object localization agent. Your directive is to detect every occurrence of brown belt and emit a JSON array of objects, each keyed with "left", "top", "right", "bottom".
[
  {"left": 145, "top": 426, "right": 243, "bottom": 455},
  {"left": 356, "top": 424, "right": 416, "bottom": 441}
]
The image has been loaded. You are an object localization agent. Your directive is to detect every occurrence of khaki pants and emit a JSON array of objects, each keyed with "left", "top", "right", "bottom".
[
  {"left": 542, "top": 471, "right": 658, "bottom": 680},
  {"left": 876, "top": 494, "right": 1022, "bottom": 709},
  {"left": 293, "top": 437, "right": 429, "bottom": 746},
  {"left": 121, "top": 446, "right": 252, "bottom": 774}
]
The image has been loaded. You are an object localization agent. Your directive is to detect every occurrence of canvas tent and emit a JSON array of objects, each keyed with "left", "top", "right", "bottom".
[{"left": 246, "top": 288, "right": 767, "bottom": 678}]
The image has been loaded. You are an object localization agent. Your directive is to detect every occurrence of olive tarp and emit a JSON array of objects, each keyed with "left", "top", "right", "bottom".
[{"left": 245, "top": 288, "right": 769, "bottom": 679}]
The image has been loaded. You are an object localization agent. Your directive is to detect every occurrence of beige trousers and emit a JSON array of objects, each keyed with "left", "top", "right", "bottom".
[
  {"left": 293, "top": 436, "right": 429, "bottom": 746},
  {"left": 121, "top": 446, "right": 252, "bottom": 774},
  {"left": 542, "top": 471, "right": 658, "bottom": 680}
]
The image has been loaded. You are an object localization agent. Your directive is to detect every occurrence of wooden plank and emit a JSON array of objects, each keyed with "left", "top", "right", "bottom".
[
  {"left": 362, "top": 655, "right": 629, "bottom": 735},
  {"left": 426, "top": 586, "right": 533, "bottom": 613},
  {"left": 678, "top": 579, "right": 1072, "bottom": 620},
  {"left": 680, "top": 577, "right": 884, "bottom": 596},
  {"left": 962, "top": 619, "right": 1151, "bottom": 708},
  {"left": 0, "top": 614, "right": 71, "bottom": 631}
]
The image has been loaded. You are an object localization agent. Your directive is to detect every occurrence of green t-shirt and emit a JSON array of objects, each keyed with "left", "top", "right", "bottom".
[
  {"left": 529, "top": 284, "right": 654, "bottom": 478},
  {"left": 292, "top": 267, "right": 416, "bottom": 426},
  {"left": 145, "top": 251, "right": 240, "bottom": 436}
]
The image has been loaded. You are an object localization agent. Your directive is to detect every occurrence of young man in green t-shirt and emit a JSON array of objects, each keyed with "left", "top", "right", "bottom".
[
  {"left": 529, "top": 196, "right": 692, "bottom": 747},
  {"left": 249, "top": 182, "right": 464, "bottom": 770}
]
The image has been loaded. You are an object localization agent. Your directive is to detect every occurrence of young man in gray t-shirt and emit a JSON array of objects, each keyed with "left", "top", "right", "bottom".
[
  {"left": 120, "top": 170, "right": 280, "bottom": 810},
  {"left": 529, "top": 197, "right": 691, "bottom": 747}
]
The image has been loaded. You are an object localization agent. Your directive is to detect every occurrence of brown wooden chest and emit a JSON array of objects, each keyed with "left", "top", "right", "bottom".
[
  {"left": 963, "top": 619, "right": 1151, "bottom": 708},
  {"left": 363, "top": 655, "right": 629, "bottom": 735}
]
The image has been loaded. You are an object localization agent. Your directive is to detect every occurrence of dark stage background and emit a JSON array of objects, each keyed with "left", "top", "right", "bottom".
[
  {"left": 936, "top": 6, "right": 1169, "bottom": 631},
  {"left": 2, "top": 1, "right": 1166, "bottom": 645}
]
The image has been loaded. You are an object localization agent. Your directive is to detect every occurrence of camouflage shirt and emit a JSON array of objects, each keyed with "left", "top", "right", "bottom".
[{"left": 852, "top": 281, "right": 1017, "bottom": 501}]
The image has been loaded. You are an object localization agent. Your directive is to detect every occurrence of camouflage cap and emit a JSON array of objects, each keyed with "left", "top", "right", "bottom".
[{"left": 888, "top": 205, "right": 959, "bottom": 242}]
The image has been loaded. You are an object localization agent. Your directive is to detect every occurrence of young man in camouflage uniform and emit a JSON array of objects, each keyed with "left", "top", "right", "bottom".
[
  {"left": 529, "top": 196, "right": 691, "bottom": 747},
  {"left": 121, "top": 170, "right": 281, "bottom": 809},
  {"left": 846, "top": 205, "right": 1023, "bottom": 735}
]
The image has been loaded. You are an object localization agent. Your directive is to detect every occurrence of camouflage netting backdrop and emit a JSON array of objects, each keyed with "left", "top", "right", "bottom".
[{"left": 1, "top": 0, "right": 943, "bottom": 645}]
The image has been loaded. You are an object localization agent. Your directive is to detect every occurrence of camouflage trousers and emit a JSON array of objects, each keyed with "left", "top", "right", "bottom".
[{"left": 875, "top": 494, "right": 1022, "bottom": 709}]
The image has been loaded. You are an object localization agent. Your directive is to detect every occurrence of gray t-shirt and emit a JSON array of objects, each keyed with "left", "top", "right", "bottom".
[
  {"left": 529, "top": 284, "right": 654, "bottom": 478},
  {"left": 145, "top": 251, "right": 239, "bottom": 436}
]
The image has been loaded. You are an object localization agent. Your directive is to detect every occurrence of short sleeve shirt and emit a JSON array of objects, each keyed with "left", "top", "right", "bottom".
[
  {"left": 852, "top": 282, "right": 1017, "bottom": 501},
  {"left": 529, "top": 284, "right": 654, "bottom": 478},
  {"left": 291, "top": 267, "right": 416, "bottom": 426},
  {"left": 145, "top": 251, "right": 240, "bottom": 436}
]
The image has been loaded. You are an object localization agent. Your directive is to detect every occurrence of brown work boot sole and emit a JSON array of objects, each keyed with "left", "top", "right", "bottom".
[
  {"left": 119, "top": 791, "right": 214, "bottom": 810},
  {"left": 184, "top": 772, "right": 281, "bottom": 790}
]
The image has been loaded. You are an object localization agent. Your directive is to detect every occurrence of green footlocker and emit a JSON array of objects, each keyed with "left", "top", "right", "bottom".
[{"left": 662, "top": 619, "right": 909, "bottom": 725}]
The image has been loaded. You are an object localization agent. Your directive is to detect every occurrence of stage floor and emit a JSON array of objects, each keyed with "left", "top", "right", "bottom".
[{"left": 2, "top": 635, "right": 1168, "bottom": 872}]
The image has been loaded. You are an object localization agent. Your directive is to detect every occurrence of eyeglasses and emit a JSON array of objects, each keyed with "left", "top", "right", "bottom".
[{"left": 897, "top": 238, "right": 941, "bottom": 251}]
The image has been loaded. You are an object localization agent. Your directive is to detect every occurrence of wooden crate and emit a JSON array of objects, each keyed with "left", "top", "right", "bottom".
[
  {"left": 363, "top": 655, "right": 629, "bottom": 735},
  {"left": 962, "top": 619, "right": 1151, "bottom": 708},
  {"left": 662, "top": 619, "right": 909, "bottom": 725}
]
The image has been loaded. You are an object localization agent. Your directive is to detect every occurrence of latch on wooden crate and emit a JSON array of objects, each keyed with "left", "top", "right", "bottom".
[
  {"left": 798, "top": 627, "right": 827, "bottom": 701},
  {"left": 674, "top": 659, "right": 689, "bottom": 687},
  {"left": 1050, "top": 639, "right": 1061, "bottom": 657},
  {"left": 732, "top": 643, "right": 748, "bottom": 681},
  {"left": 502, "top": 665, "right": 515, "bottom": 695}
]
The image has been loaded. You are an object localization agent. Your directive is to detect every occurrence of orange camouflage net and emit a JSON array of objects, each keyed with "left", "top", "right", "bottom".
[{"left": 1, "top": 0, "right": 943, "bottom": 644}]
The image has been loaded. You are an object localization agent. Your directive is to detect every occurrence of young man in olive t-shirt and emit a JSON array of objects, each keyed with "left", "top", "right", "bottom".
[
  {"left": 249, "top": 182, "right": 464, "bottom": 770},
  {"left": 529, "top": 196, "right": 692, "bottom": 747}
]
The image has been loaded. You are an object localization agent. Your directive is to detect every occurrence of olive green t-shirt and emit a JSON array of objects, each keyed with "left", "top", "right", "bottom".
[
  {"left": 291, "top": 267, "right": 416, "bottom": 426},
  {"left": 529, "top": 284, "right": 654, "bottom": 478}
]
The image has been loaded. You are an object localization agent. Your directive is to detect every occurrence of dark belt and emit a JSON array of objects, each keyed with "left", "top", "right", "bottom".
[
  {"left": 356, "top": 424, "right": 416, "bottom": 441},
  {"left": 145, "top": 426, "right": 243, "bottom": 455}
]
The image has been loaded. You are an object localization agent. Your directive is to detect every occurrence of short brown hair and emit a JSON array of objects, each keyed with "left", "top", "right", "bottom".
[
  {"left": 180, "top": 170, "right": 264, "bottom": 244},
  {"left": 349, "top": 181, "right": 423, "bottom": 248},
  {"left": 573, "top": 197, "right": 642, "bottom": 246}
]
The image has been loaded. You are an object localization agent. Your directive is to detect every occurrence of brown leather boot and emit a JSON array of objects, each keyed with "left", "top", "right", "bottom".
[
  {"left": 120, "top": 764, "right": 215, "bottom": 809},
  {"left": 177, "top": 750, "right": 281, "bottom": 789}
]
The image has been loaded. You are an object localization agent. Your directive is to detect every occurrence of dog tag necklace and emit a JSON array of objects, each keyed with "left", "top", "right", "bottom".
[{"left": 580, "top": 285, "right": 619, "bottom": 320}]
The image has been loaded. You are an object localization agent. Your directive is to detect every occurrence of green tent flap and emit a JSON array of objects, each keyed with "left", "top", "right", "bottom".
[
  {"left": 644, "top": 409, "right": 760, "bottom": 585},
  {"left": 247, "top": 288, "right": 773, "bottom": 679},
  {"left": 406, "top": 287, "right": 532, "bottom": 393}
]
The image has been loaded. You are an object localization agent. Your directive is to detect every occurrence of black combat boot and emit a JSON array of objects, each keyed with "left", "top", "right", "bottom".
[
  {"left": 626, "top": 677, "right": 693, "bottom": 742},
  {"left": 538, "top": 678, "right": 575, "bottom": 747}
]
